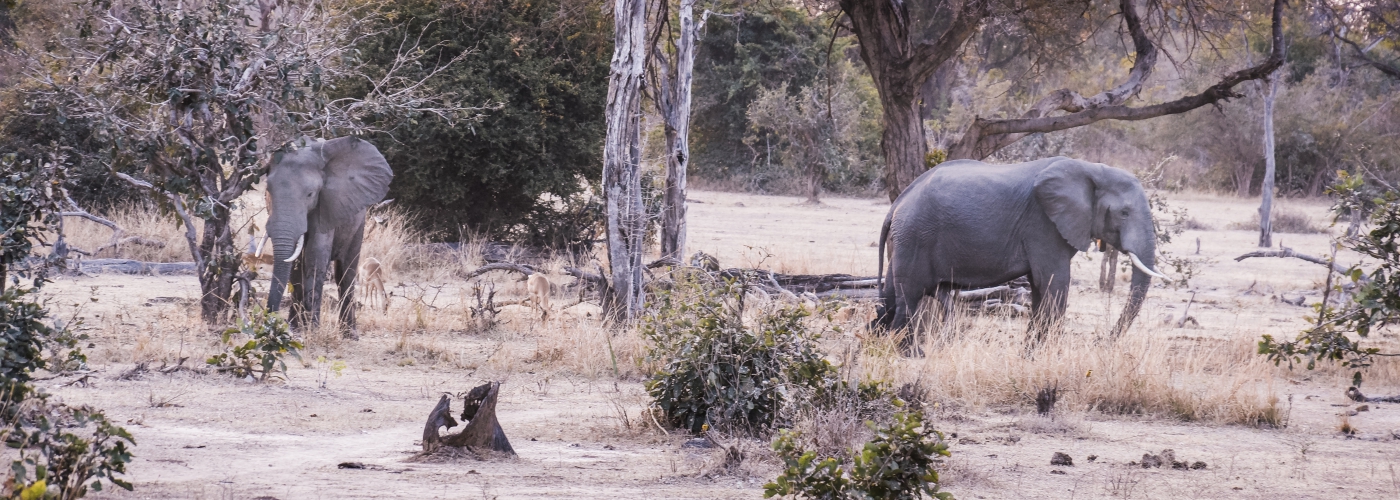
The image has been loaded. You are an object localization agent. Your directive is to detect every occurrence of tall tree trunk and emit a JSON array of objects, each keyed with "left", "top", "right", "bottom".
[
  {"left": 878, "top": 94, "right": 928, "bottom": 202},
  {"left": 1258, "top": 75, "right": 1277, "bottom": 248},
  {"left": 603, "top": 0, "right": 648, "bottom": 322},
  {"left": 838, "top": 0, "right": 986, "bottom": 201},
  {"left": 1234, "top": 163, "right": 1255, "bottom": 197},
  {"left": 658, "top": 0, "right": 698, "bottom": 261}
]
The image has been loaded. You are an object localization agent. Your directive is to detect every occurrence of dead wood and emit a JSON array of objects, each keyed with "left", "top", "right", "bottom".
[
  {"left": 421, "top": 382, "right": 515, "bottom": 457},
  {"left": 1346, "top": 386, "right": 1400, "bottom": 403},
  {"left": 77, "top": 259, "right": 197, "bottom": 275},
  {"left": 1234, "top": 246, "right": 1363, "bottom": 280},
  {"left": 457, "top": 262, "right": 537, "bottom": 280}
]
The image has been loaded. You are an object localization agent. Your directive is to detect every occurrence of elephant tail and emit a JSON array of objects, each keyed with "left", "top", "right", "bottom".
[{"left": 876, "top": 211, "right": 892, "bottom": 295}]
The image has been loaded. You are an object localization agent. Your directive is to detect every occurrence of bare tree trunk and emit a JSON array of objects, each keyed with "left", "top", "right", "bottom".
[
  {"left": 198, "top": 211, "right": 239, "bottom": 324},
  {"left": 837, "top": 0, "right": 986, "bottom": 201},
  {"left": 603, "top": 0, "right": 648, "bottom": 322},
  {"left": 878, "top": 95, "right": 927, "bottom": 202},
  {"left": 657, "top": 0, "right": 700, "bottom": 261},
  {"left": 1235, "top": 163, "right": 1256, "bottom": 197},
  {"left": 1258, "top": 75, "right": 1277, "bottom": 248}
]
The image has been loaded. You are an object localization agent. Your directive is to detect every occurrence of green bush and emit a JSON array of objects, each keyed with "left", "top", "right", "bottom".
[
  {"left": 0, "top": 137, "right": 132, "bottom": 500},
  {"left": 1259, "top": 173, "right": 1400, "bottom": 386},
  {"left": 207, "top": 307, "right": 303, "bottom": 382},
  {"left": 642, "top": 276, "right": 839, "bottom": 434},
  {"left": 343, "top": 0, "right": 610, "bottom": 247},
  {"left": 765, "top": 411, "right": 953, "bottom": 500}
]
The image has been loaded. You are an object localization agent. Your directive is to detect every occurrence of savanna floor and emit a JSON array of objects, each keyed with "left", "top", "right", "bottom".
[{"left": 33, "top": 189, "right": 1400, "bottom": 499}]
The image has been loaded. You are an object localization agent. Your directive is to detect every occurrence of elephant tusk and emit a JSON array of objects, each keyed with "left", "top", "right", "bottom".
[
  {"left": 255, "top": 236, "right": 268, "bottom": 258},
  {"left": 285, "top": 235, "right": 305, "bottom": 262},
  {"left": 1127, "top": 252, "right": 1168, "bottom": 279}
]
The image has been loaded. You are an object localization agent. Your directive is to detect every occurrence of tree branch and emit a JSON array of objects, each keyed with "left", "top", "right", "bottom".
[
  {"left": 1234, "top": 245, "right": 1365, "bottom": 282},
  {"left": 949, "top": 0, "right": 1284, "bottom": 160}
]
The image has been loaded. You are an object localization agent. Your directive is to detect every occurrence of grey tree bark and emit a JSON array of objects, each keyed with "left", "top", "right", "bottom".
[
  {"left": 653, "top": 0, "right": 702, "bottom": 262},
  {"left": 603, "top": 0, "right": 648, "bottom": 322},
  {"left": 1258, "top": 75, "right": 1278, "bottom": 248}
]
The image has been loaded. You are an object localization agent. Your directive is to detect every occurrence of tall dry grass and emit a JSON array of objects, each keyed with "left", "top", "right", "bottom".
[
  {"left": 61, "top": 203, "right": 193, "bottom": 262},
  {"left": 847, "top": 308, "right": 1290, "bottom": 426}
]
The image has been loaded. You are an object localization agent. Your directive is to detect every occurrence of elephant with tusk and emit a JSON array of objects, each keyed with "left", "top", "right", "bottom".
[
  {"left": 872, "top": 156, "right": 1166, "bottom": 354},
  {"left": 264, "top": 137, "right": 393, "bottom": 334}
]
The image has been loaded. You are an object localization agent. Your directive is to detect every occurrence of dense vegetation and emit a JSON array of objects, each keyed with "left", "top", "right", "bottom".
[{"left": 343, "top": 0, "right": 612, "bottom": 244}]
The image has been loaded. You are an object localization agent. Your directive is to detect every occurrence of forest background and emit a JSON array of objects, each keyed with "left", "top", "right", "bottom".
[{"left": 2, "top": 0, "right": 1398, "bottom": 245}]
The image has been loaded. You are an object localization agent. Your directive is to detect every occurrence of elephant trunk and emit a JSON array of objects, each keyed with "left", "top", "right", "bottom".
[
  {"left": 266, "top": 229, "right": 303, "bottom": 312},
  {"left": 1111, "top": 247, "right": 1160, "bottom": 338}
]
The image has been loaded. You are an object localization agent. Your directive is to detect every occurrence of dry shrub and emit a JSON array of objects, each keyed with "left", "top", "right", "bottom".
[
  {"left": 529, "top": 313, "right": 646, "bottom": 379},
  {"left": 863, "top": 315, "right": 1286, "bottom": 426},
  {"left": 361, "top": 206, "right": 428, "bottom": 276},
  {"left": 1178, "top": 217, "right": 1213, "bottom": 231},
  {"left": 1226, "top": 209, "right": 1327, "bottom": 234}
]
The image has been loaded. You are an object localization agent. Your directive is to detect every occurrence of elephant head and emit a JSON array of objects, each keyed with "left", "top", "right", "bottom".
[
  {"left": 264, "top": 137, "right": 393, "bottom": 313},
  {"left": 1033, "top": 159, "right": 1167, "bottom": 337}
]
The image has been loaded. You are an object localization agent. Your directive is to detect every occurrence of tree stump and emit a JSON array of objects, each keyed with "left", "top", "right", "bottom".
[{"left": 421, "top": 382, "right": 516, "bottom": 457}]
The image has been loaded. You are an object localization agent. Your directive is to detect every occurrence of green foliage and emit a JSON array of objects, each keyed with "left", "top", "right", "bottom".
[
  {"left": 1, "top": 285, "right": 132, "bottom": 498},
  {"left": 765, "top": 412, "right": 953, "bottom": 500},
  {"left": 1258, "top": 174, "right": 1400, "bottom": 386},
  {"left": 4, "top": 402, "right": 135, "bottom": 499},
  {"left": 692, "top": 5, "right": 862, "bottom": 189},
  {"left": 641, "top": 276, "right": 838, "bottom": 434},
  {"left": 207, "top": 307, "right": 303, "bottom": 382},
  {"left": 344, "top": 0, "right": 610, "bottom": 246},
  {"left": 0, "top": 153, "right": 63, "bottom": 288}
]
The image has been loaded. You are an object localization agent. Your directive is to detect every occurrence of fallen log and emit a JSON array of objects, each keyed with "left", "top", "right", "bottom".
[
  {"left": 422, "top": 382, "right": 515, "bottom": 457},
  {"left": 77, "top": 259, "right": 196, "bottom": 275},
  {"left": 1347, "top": 386, "right": 1400, "bottom": 403},
  {"left": 456, "top": 262, "right": 537, "bottom": 280}
]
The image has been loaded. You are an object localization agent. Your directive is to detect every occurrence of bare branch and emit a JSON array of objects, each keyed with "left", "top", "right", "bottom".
[{"left": 949, "top": 0, "right": 1285, "bottom": 160}]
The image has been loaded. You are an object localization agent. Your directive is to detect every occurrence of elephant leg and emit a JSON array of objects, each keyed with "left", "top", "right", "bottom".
[
  {"left": 890, "top": 280, "right": 928, "bottom": 357},
  {"left": 289, "top": 260, "right": 307, "bottom": 328},
  {"left": 303, "top": 231, "right": 335, "bottom": 327},
  {"left": 333, "top": 259, "right": 359, "bottom": 338},
  {"left": 334, "top": 223, "right": 365, "bottom": 335},
  {"left": 1026, "top": 262, "right": 1071, "bottom": 352},
  {"left": 931, "top": 285, "right": 956, "bottom": 344}
]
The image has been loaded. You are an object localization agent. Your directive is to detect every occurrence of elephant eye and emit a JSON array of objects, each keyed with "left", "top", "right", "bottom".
[{"left": 1120, "top": 208, "right": 1130, "bottom": 217}]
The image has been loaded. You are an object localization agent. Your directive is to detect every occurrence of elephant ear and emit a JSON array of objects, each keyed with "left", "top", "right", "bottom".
[
  {"left": 1033, "top": 159, "right": 1103, "bottom": 252},
  {"left": 319, "top": 137, "right": 394, "bottom": 218}
]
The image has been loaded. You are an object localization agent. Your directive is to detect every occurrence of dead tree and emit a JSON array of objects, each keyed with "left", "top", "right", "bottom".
[
  {"left": 602, "top": 0, "right": 649, "bottom": 322},
  {"left": 651, "top": 0, "right": 706, "bottom": 262},
  {"left": 421, "top": 382, "right": 515, "bottom": 456}
]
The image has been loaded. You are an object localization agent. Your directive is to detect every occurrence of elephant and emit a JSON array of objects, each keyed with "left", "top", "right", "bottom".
[
  {"left": 872, "top": 156, "right": 1167, "bottom": 352},
  {"left": 264, "top": 137, "right": 393, "bottom": 333}
]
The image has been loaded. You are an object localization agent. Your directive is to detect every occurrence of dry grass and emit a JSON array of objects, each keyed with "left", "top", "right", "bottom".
[
  {"left": 849, "top": 310, "right": 1289, "bottom": 426},
  {"left": 61, "top": 203, "right": 193, "bottom": 262}
]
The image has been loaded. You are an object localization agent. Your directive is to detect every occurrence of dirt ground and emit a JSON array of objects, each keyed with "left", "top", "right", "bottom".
[{"left": 32, "top": 189, "right": 1400, "bottom": 499}]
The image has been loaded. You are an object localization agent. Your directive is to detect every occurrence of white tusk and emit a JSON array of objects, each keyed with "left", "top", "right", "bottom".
[
  {"left": 1127, "top": 252, "right": 1168, "bottom": 279},
  {"left": 284, "top": 235, "right": 304, "bottom": 262},
  {"left": 254, "top": 236, "right": 268, "bottom": 258}
]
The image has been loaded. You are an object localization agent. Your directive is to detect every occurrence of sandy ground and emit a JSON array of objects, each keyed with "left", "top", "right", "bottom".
[{"left": 28, "top": 189, "right": 1400, "bottom": 499}]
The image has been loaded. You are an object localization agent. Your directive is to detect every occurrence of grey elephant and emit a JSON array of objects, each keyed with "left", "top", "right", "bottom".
[
  {"left": 264, "top": 137, "right": 393, "bottom": 332},
  {"left": 873, "top": 156, "right": 1167, "bottom": 351}
]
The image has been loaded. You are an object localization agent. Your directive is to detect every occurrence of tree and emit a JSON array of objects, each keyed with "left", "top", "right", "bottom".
[
  {"left": 603, "top": 0, "right": 649, "bottom": 321},
  {"left": 689, "top": 6, "right": 832, "bottom": 185},
  {"left": 1324, "top": 0, "right": 1400, "bottom": 81},
  {"left": 651, "top": 0, "right": 705, "bottom": 261},
  {"left": 1258, "top": 74, "right": 1278, "bottom": 247},
  {"left": 839, "top": 0, "right": 1289, "bottom": 201},
  {"left": 343, "top": 0, "right": 611, "bottom": 245},
  {"left": 20, "top": 0, "right": 477, "bottom": 323}
]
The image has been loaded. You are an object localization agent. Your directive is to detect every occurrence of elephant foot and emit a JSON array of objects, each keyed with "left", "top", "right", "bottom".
[{"left": 340, "top": 326, "right": 360, "bottom": 340}]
